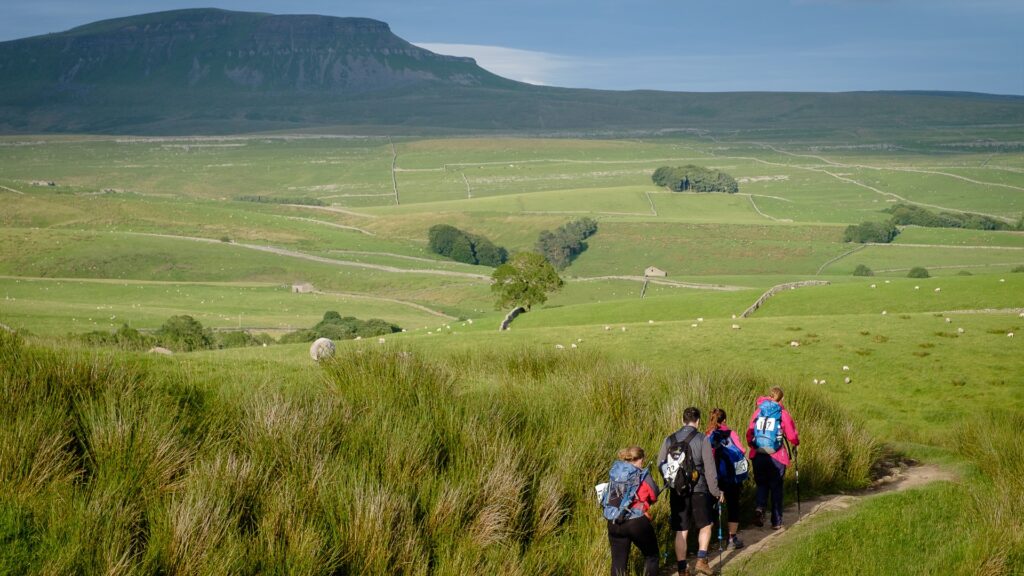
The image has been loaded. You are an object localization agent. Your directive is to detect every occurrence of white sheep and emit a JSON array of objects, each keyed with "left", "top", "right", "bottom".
[
  {"left": 813, "top": 378, "right": 819, "bottom": 384},
  {"left": 885, "top": 280, "right": 891, "bottom": 284},
  {"left": 732, "top": 314, "right": 737, "bottom": 319},
  {"left": 870, "top": 284, "right": 877, "bottom": 289},
  {"left": 621, "top": 326, "right": 627, "bottom": 332},
  {"left": 844, "top": 377, "right": 852, "bottom": 384},
  {"left": 790, "top": 341, "right": 800, "bottom": 347},
  {"left": 691, "top": 323, "right": 699, "bottom": 328},
  {"left": 731, "top": 324, "right": 741, "bottom": 330},
  {"left": 945, "top": 318, "right": 952, "bottom": 323},
  {"left": 842, "top": 365, "right": 850, "bottom": 371},
  {"left": 882, "top": 310, "right": 888, "bottom": 315},
  {"left": 571, "top": 343, "right": 578, "bottom": 349},
  {"left": 915, "top": 286, "right": 920, "bottom": 290},
  {"left": 1018, "top": 312, "right": 1024, "bottom": 318},
  {"left": 555, "top": 344, "right": 565, "bottom": 350},
  {"left": 957, "top": 328, "right": 965, "bottom": 334},
  {"left": 467, "top": 319, "right": 473, "bottom": 324},
  {"left": 649, "top": 320, "right": 655, "bottom": 324},
  {"left": 1000, "top": 279, "right": 1005, "bottom": 283},
  {"left": 1009, "top": 333, "right": 1015, "bottom": 338},
  {"left": 935, "top": 288, "right": 941, "bottom": 292},
  {"left": 820, "top": 379, "right": 827, "bottom": 385},
  {"left": 378, "top": 338, "right": 386, "bottom": 344},
  {"left": 604, "top": 325, "right": 611, "bottom": 331},
  {"left": 698, "top": 317, "right": 704, "bottom": 322}
]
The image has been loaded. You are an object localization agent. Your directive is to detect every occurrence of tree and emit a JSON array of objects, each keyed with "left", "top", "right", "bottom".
[
  {"left": 907, "top": 267, "right": 930, "bottom": 278},
  {"left": 491, "top": 252, "right": 564, "bottom": 311},
  {"left": 157, "top": 315, "right": 213, "bottom": 351},
  {"left": 853, "top": 264, "right": 874, "bottom": 277},
  {"left": 843, "top": 221, "right": 899, "bottom": 243}
]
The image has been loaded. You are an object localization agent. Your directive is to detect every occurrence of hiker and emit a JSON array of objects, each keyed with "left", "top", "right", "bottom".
[
  {"left": 602, "top": 446, "right": 661, "bottom": 576},
  {"left": 706, "top": 407, "right": 748, "bottom": 549},
  {"left": 658, "top": 407, "right": 722, "bottom": 576},
  {"left": 745, "top": 386, "right": 800, "bottom": 530}
]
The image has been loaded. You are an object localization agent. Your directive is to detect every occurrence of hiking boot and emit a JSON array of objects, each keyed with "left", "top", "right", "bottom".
[
  {"left": 693, "top": 558, "right": 713, "bottom": 575},
  {"left": 771, "top": 523, "right": 784, "bottom": 531},
  {"left": 753, "top": 508, "right": 765, "bottom": 527},
  {"left": 729, "top": 535, "right": 745, "bottom": 549},
  {"left": 677, "top": 571, "right": 690, "bottom": 576}
]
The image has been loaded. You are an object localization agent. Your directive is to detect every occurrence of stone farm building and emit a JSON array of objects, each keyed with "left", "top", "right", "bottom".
[
  {"left": 291, "top": 282, "right": 314, "bottom": 294},
  {"left": 644, "top": 266, "right": 667, "bottom": 278}
]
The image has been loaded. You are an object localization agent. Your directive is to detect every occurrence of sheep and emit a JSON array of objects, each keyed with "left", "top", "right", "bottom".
[
  {"left": 731, "top": 314, "right": 737, "bottom": 319},
  {"left": 945, "top": 318, "right": 952, "bottom": 323},
  {"left": 571, "top": 343, "right": 578, "bottom": 349},
  {"left": 577, "top": 338, "right": 583, "bottom": 343},
  {"left": 1009, "top": 333, "right": 1015, "bottom": 338},
  {"left": 649, "top": 320, "right": 655, "bottom": 324},
  {"left": 691, "top": 323, "right": 699, "bottom": 328},
  {"left": 555, "top": 344, "right": 565, "bottom": 350},
  {"left": 957, "top": 328, "right": 965, "bottom": 334},
  {"left": 605, "top": 325, "right": 611, "bottom": 331},
  {"left": 842, "top": 365, "right": 850, "bottom": 371},
  {"left": 621, "top": 326, "right": 627, "bottom": 332},
  {"left": 1000, "top": 279, "right": 1005, "bottom": 283},
  {"left": 378, "top": 338, "right": 386, "bottom": 344},
  {"left": 934, "top": 288, "right": 941, "bottom": 292},
  {"left": 1019, "top": 312, "right": 1024, "bottom": 319},
  {"left": 467, "top": 319, "right": 473, "bottom": 324},
  {"left": 885, "top": 280, "right": 891, "bottom": 284},
  {"left": 820, "top": 379, "right": 827, "bottom": 385},
  {"left": 882, "top": 310, "right": 888, "bottom": 315},
  {"left": 915, "top": 286, "right": 920, "bottom": 290},
  {"left": 844, "top": 377, "right": 852, "bottom": 384},
  {"left": 870, "top": 284, "right": 877, "bottom": 289},
  {"left": 731, "top": 324, "right": 741, "bottom": 330},
  {"left": 697, "top": 317, "right": 704, "bottom": 322},
  {"left": 790, "top": 341, "right": 800, "bottom": 347},
  {"left": 813, "top": 378, "right": 819, "bottom": 384}
]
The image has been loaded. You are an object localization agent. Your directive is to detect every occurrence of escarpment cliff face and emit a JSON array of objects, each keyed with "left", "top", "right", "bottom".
[
  {"left": 1, "top": 8, "right": 1022, "bottom": 134},
  {"left": 0, "top": 8, "right": 506, "bottom": 102}
]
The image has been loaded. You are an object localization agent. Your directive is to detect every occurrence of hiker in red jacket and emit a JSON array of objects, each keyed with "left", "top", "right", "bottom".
[
  {"left": 605, "top": 446, "right": 661, "bottom": 576},
  {"left": 745, "top": 386, "right": 799, "bottom": 530}
]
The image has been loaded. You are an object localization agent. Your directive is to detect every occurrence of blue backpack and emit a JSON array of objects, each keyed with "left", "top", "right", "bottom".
[
  {"left": 753, "top": 400, "right": 784, "bottom": 453},
  {"left": 601, "top": 460, "right": 645, "bottom": 524},
  {"left": 710, "top": 430, "right": 749, "bottom": 484}
]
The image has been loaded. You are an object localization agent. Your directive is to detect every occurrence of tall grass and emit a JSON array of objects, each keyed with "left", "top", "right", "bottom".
[{"left": 0, "top": 332, "right": 879, "bottom": 574}]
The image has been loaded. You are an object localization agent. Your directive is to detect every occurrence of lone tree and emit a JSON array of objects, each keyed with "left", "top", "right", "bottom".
[{"left": 491, "top": 252, "right": 563, "bottom": 319}]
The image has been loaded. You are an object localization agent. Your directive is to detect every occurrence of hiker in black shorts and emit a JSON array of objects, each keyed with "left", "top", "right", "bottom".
[{"left": 658, "top": 407, "right": 722, "bottom": 576}]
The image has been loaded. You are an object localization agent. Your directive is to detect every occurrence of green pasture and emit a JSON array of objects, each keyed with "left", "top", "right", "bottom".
[
  {"left": 0, "top": 277, "right": 447, "bottom": 335},
  {"left": 826, "top": 244, "right": 1024, "bottom": 275}
]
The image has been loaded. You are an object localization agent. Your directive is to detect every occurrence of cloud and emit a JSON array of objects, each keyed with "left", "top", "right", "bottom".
[{"left": 414, "top": 43, "right": 579, "bottom": 86}]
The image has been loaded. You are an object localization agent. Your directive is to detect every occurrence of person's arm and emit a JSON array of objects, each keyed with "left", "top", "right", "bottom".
[
  {"left": 643, "top": 471, "right": 660, "bottom": 500},
  {"left": 701, "top": 439, "right": 721, "bottom": 498},
  {"left": 656, "top": 435, "right": 671, "bottom": 468},
  {"left": 745, "top": 410, "right": 758, "bottom": 453},
  {"left": 782, "top": 409, "right": 799, "bottom": 446}
]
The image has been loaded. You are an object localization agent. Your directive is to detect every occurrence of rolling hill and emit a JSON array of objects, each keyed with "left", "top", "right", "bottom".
[{"left": 1, "top": 8, "right": 1023, "bottom": 134}]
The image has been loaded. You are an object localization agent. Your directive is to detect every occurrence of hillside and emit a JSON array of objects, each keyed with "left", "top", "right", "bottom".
[{"left": 1, "top": 8, "right": 1023, "bottom": 134}]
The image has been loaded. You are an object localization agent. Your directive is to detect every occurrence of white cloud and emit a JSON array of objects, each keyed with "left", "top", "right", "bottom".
[{"left": 414, "top": 42, "right": 580, "bottom": 86}]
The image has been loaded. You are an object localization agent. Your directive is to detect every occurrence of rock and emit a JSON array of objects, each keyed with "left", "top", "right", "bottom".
[{"left": 309, "top": 338, "right": 335, "bottom": 361}]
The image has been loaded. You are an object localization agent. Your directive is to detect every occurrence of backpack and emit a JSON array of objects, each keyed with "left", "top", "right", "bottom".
[
  {"left": 709, "top": 429, "right": 749, "bottom": 484},
  {"left": 601, "top": 460, "right": 645, "bottom": 524},
  {"left": 660, "top": 429, "right": 700, "bottom": 496},
  {"left": 753, "top": 400, "right": 784, "bottom": 454}
]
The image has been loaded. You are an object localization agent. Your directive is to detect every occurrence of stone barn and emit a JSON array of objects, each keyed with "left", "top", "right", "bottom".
[
  {"left": 291, "top": 282, "right": 314, "bottom": 294},
  {"left": 644, "top": 266, "right": 667, "bottom": 278}
]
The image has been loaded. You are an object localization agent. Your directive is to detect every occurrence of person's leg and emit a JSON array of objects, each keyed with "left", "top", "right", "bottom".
[
  {"left": 625, "top": 516, "right": 661, "bottom": 576},
  {"left": 770, "top": 460, "right": 787, "bottom": 527},
  {"left": 753, "top": 453, "right": 771, "bottom": 525},
  {"left": 692, "top": 494, "right": 714, "bottom": 575},
  {"left": 674, "top": 530, "right": 689, "bottom": 573},
  {"left": 724, "top": 483, "right": 743, "bottom": 546},
  {"left": 608, "top": 522, "right": 631, "bottom": 576},
  {"left": 670, "top": 493, "right": 690, "bottom": 575}
]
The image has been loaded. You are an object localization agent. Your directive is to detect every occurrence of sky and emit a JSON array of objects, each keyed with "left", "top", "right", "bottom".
[{"left": 1, "top": 0, "right": 1021, "bottom": 95}]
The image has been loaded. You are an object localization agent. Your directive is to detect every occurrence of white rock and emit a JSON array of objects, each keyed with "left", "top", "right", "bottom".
[{"left": 309, "top": 338, "right": 335, "bottom": 361}]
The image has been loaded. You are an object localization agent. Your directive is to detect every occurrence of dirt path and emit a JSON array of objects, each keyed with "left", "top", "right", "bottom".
[
  {"left": 284, "top": 216, "right": 376, "bottom": 236},
  {"left": 690, "top": 463, "right": 957, "bottom": 575}
]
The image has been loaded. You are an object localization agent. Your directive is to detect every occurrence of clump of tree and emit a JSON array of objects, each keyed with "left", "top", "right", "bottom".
[
  {"left": 535, "top": 217, "right": 598, "bottom": 270},
  {"left": 216, "top": 331, "right": 275, "bottom": 348},
  {"left": 78, "top": 323, "right": 155, "bottom": 350},
  {"left": 279, "top": 311, "right": 401, "bottom": 343},
  {"left": 236, "top": 195, "right": 326, "bottom": 206},
  {"left": 1011, "top": 265, "right": 1024, "bottom": 273},
  {"left": 907, "top": 267, "right": 931, "bottom": 278},
  {"left": 885, "top": 203, "right": 1014, "bottom": 231},
  {"left": 843, "top": 220, "right": 900, "bottom": 244},
  {"left": 156, "top": 315, "right": 214, "bottom": 351},
  {"left": 853, "top": 264, "right": 875, "bottom": 277},
  {"left": 428, "top": 224, "right": 508, "bottom": 266},
  {"left": 491, "top": 252, "right": 564, "bottom": 312},
  {"left": 652, "top": 165, "right": 739, "bottom": 193}
]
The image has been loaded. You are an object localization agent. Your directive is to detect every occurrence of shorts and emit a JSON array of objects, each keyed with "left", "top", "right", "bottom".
[{"left": 669, "top": 491, "right": 715, "bottom": 532}]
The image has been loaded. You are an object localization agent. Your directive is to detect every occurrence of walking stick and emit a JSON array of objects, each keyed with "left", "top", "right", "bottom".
[
  {"left": 718, "top": 502, "right": 725, "bottom": 570},
  {"left": 785, "top": 438, "right": 800, "bottom": 517}
]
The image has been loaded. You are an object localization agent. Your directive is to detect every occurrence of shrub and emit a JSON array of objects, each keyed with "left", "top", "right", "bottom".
[
  {"left": 280, "top": 311, "right": 401, "bottom": 343},
  {"left": 77, "top": 323, "right": 155, "bottom": 350},
  {"left": 853, "top": 264, "right": 874, "bottom": 277},
  {"left": 956, "top": 270, "right": 973, "bottom": 276},
  {"left": 907, "top": 267, "right": 931, "bottom": 278},
  {"left": 216, "top": 330, "right": 274, "bottom": 349},
  {"left": 885, "top": 203, "right": 1012, "bottom": 231},
  {"left": 1012, "top": 265, "right": 1024, "bottom": 273}
]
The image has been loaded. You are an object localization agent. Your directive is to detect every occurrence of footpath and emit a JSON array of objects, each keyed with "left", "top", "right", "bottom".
[{"left": 659, "top": 462, "right": 956, "bottom": 575}]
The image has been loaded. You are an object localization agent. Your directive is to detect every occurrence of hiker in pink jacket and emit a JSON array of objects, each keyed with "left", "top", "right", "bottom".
[{"left": 745, "top": 386, "right": 799, "bottom": 530}]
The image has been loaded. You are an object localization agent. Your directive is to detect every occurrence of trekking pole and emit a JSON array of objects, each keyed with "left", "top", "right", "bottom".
[
  {"left": 718, "top": 501, "right": 725, "bottom": 570},
  {"left": 785, "top": 438, "right": 801, "bottom": 517}
]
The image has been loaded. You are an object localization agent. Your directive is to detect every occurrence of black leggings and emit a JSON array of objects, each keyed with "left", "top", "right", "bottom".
[
  {"left": 721, "top": 482, "right": 742, "bottom": 524},
  {"left": 608, "top": 515, "right": 659, "bottom": 576}
]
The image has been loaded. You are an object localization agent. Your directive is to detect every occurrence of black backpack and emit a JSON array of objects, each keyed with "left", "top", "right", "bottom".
[{"left": 663, "top": 429, "right": 701, "bottom": 495}]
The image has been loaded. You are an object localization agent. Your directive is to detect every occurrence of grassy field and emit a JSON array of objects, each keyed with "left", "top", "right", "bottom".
[{"left": 1, "top": 129, "right": 1023, "bottom": 574}]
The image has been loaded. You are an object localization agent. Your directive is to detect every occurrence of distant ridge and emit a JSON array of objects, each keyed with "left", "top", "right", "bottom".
[{"left": 0, "top": 8, "right": 1022, "bottom": 134}]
